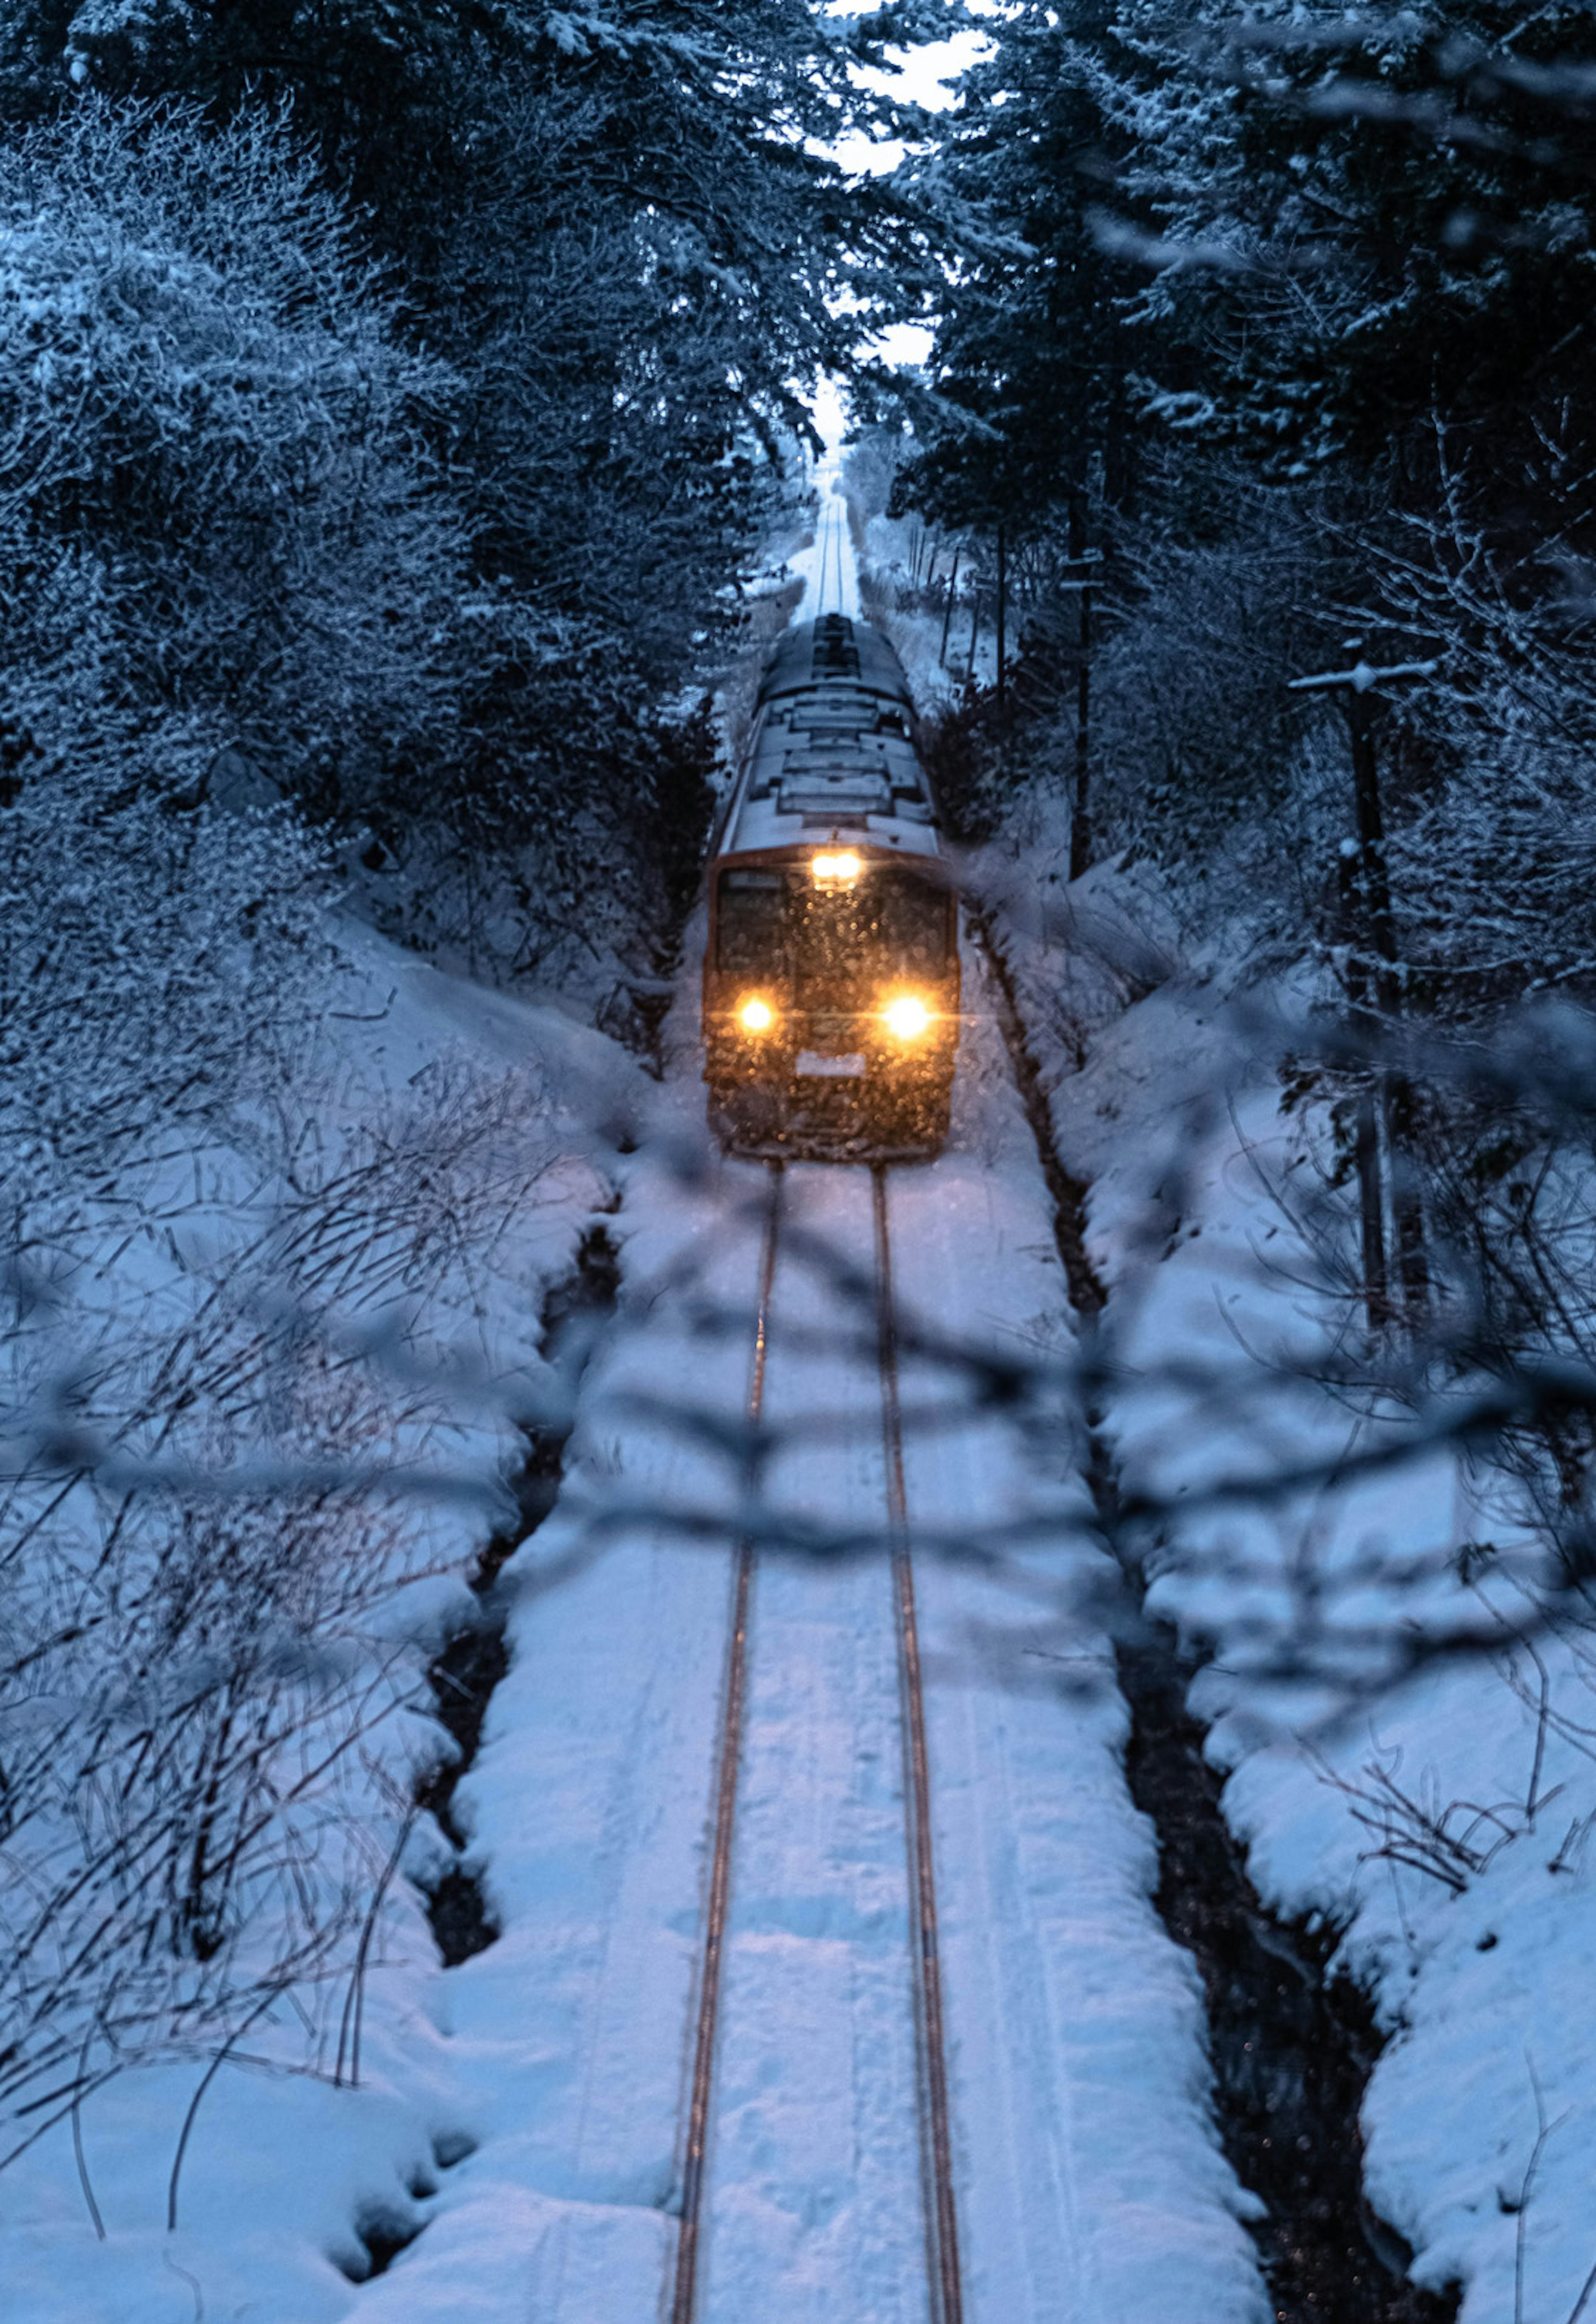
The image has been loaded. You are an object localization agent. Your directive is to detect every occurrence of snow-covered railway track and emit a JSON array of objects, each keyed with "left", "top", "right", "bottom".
[
  {"left": 874, "top": 1165, "right": 965, "bottom": 2324},
  {"left": 668, "top": 1162, "right": 964, "bottom": 2324},
  {"left": 806, "top": 479, "right": 860, "bottom": 621},
  {"left": 670, "top": 1162, "right": 782, "bottom": 2324}
]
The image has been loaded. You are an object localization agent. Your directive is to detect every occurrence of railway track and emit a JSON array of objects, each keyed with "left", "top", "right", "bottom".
[
  {"left": 874, "top": 1164, "right": 965, "bottom": 2324},
  {"left": 668, "top": 1162, "right": 964, "bottom": 2324},
  {"left": 669, "top": 1164, "right": 781, "bottom": 2324},
  {"left": 812, "top": 485, "right": 853, "bottom": 619}
]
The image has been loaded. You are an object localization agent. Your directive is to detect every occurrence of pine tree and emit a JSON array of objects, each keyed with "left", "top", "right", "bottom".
[{"left": 892, "top": 0, "right": 1136, "bottom": 539}]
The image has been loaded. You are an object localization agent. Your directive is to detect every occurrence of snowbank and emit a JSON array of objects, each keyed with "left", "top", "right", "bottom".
[
  {"left": 0, "top": 916, "right": 643, "bottom": 2322},
  {"left": 969, "top": 779, "right": 1596, "bottom": 2322}
]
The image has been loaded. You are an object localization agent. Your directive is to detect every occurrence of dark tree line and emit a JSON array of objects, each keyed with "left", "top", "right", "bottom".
[
  {"left": 876, "top": 0, "right": 1596, "bottom": 1554},
  {"left": 884, "top": 0, "right": 1596, "bottom": 917},
  {"left": 0, "top": 0, "right": 928, "bottom": 991}
]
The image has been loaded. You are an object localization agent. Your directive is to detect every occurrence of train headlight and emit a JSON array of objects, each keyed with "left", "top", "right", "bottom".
[
  {"left": 737, "top": 995, "right": 777, "bottom": 1034},
  {"left": 812, "top": 851, "right": 862, "bottom": 884},
  {"left": 882, "top": 993, "right": 933, "bottom": 1040}
]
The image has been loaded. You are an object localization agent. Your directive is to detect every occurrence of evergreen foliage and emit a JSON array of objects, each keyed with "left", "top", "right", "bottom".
[
  {"left": 888, "top": 0, "right": 1596, "bottom": 996},
  {"left": 889, "top": 0, "right": 1135, "bottom": 537},
  {"left": 0, "top": 0, "right": 921, "bottom": 985}
]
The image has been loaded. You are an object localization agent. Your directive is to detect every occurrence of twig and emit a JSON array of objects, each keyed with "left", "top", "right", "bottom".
[
  {"left": 167, "top": 1986, "right": 286, "bottom": 2233},
  {"left": 70, "top": 2013, "right": 106, "bottom": 2241},
  {"left": 335, "top": 1810, "right": 415, "bottom": 2091}
]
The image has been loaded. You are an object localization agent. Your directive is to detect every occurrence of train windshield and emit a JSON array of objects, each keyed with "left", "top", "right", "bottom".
[
  {"left": 716, "top": 866, "right": 949, "bottom": 982},
  {"left": 863, "top": 871, "right": 950, "bottom": 976},
  {"left": 717, "top": 870, "right": 787, "bottom": 972}
]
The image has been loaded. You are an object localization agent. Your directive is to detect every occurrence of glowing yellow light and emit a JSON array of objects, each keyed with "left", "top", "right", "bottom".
[
  {"left": 738, "top": 996, "right": 776, "bottom": 1034},
  {"left": 882, "top": 994, "right": 933, "bottom": 1040},
  {"left": 812, "top": 851, "right": 862, "bottom": 883}
]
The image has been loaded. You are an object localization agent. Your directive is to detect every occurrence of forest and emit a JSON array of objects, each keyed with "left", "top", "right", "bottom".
[{"left": 3, "top": 4, "right": 1596, "bottom": 2322}]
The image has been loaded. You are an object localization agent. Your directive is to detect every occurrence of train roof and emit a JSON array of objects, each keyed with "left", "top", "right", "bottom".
[
  {"left": 756, "top": 612, "right": 914, "bottom": 711},
  {"left": 717, "top": 615, "right": 943, "bottom": 869}
]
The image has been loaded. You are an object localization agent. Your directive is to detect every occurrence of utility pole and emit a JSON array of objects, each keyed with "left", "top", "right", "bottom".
[
  {"left": 995, "top": 527, "right": 1007, "bottom": 717},
  {"left": 938, "top": 545, "right": 961, "bottom": 667},
  {"left": 1064, "top": 495, "right": 1100, "bottom": 881},
  {"left": 1337, "top": 839, "right": 1389, "bottom": 1326},
  {"left": 1291, "top": 652, "right": 1438, "bottom": 1328}
]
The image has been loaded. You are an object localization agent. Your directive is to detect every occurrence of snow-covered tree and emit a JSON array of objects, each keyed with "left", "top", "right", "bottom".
[{"left": 0, "top": 98, "right": 471, "bottom": 814}]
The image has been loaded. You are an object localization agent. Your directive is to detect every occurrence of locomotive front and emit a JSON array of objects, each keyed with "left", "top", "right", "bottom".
[{"left": 704, "top": 617, "right": 960, "bottom": 1161}]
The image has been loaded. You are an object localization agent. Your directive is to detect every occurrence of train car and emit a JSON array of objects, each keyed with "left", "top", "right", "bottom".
[{"left": 703, "top": 612, "right": 960, "bottom": 1161}]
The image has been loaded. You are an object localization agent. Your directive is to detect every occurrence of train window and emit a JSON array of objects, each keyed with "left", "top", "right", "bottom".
[
  {"left": 788, "top": 869, "right": 949, "bottom": 986},
  {"left": 717, "top": 870, "right": 788, "bottom": 971},
  {"left": 872, "top": 872, "right": 951, "bottom": 973}
]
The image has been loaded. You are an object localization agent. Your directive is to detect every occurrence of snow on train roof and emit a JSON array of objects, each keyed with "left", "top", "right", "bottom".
[
  {"left": 719, "top": 615, "right": 944, "bottom": 867},
  {"left": 756, "top": 613, "right": 913, "bottom": 710}
]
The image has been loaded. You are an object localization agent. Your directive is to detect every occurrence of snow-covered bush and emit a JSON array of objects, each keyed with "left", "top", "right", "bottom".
[
  {"left": 0, "top": 246, "right": 570, "bottom": 2168},
  {"left": 0, "top": 838, "right": 569, "bottom": 2161},
  {"left": 0, "top": 95, "right": 469, "bottom": 814}
]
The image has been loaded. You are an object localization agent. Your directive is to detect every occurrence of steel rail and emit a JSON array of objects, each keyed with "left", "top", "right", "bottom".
[
  {"left": 670, "top": 1163, "right": 783, "bottom": 2324},
  {"left": 873, "top": 1164, "right": 966, "bottom": 2324},
  {"left": 818, "top": 492, "right": 844, "bottom": 617}
]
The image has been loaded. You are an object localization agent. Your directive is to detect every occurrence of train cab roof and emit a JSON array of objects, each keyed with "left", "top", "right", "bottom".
[
  {"left": 718, "top": 615, "right": 943, "bottom": 871},
  {"left": 756, "top": 612, "right": 914, "bottom": 711}
]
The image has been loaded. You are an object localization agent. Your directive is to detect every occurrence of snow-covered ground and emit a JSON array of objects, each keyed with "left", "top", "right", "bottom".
[
  {"left": 961, "top": 745, "right": 1596, "bottom": 2322},
  {"left": 0, "top": 499, "right": 1286, "bottom": 2322},
  {"left": 338, "top": 929, "right": 1269, "bottom": 2323},
  {"left": 791, "top": 465, "right": 862, "bottom": 621},
  {"left": 34, "top": 475, "right": 1590, "bottom": 2324},
  {"left": 0, "top": 925, "right": 641, "bottom": 2323},
  {"left": 325, "top": 499, "right": 1273, "bottom": 2318}
]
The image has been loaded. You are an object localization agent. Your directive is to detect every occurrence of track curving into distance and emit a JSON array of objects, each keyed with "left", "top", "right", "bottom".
[{"left": 669, "top": 1162, "right": 965, "bottom": 2324}]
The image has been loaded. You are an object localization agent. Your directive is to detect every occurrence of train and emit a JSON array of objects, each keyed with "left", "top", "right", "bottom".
[{"left": 703, "top": 612, "right": 960, "bottom": 1161}]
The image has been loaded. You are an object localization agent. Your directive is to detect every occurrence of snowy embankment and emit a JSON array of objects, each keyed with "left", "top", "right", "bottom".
[
  {"left": 9, "top": 499, "right": 1277, "bottom": 2323},
  {"left": 964, "top": 769, "right": 1596, "bottom": 2321},
  {"left": 7, "top": 519, "right": 1279, "bottom": 2311},
  {"left": 0, "top": 907, "right": 640, "bottom": 2323},
  {"left": 329, "top": 488, "right": 1271, "bottom": 2322},
  {"left": 14, "top": 494, "right": 1545, "bottom": 2324}
]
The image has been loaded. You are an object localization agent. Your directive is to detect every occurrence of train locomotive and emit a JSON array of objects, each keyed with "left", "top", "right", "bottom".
[{"left": 704, "top": 613, "right": 959, "bottom": 1161}]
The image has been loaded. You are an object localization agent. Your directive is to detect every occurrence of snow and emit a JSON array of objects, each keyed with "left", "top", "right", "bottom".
[
  {"left": 885, "top": 1090, "right": 1269, "bottom": 2321},
  {"left": 1289, "top": 659, "right": 1443, "bottom": 695},
  {"left": 336, "top": 917, "right": 1269, "bottom": 2322},
  {"left": 0, "top": 921, "right": 643, "bottom": 2322},
  {"left": 0, "top": 462, "right": 1440, "bottom": 2314},
  {"left": 0, "top": 492, "right": 1278, "bottom": 2322},
  {"left": 961, "top": 764, "right": 1596, "bottom": 2321},
  {"left": 235, "top": 857, "right": 1258, "bottom": 2321},
  {"left": 789, "top": 464, "right": 862, "bottom": 620}
]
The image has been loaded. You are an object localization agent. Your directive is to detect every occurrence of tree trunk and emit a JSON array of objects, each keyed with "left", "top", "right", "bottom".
[
  {"left": 1340, "top": 839, "right": 1389, "bottom": 1328},
  {"left": 1347, "top": 694, "right": 1399, "bottom": 1014}
]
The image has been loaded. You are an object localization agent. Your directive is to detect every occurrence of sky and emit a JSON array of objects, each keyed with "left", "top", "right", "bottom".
[{"left": 808, "top": 13, "right": 993, "bottom": 451}]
